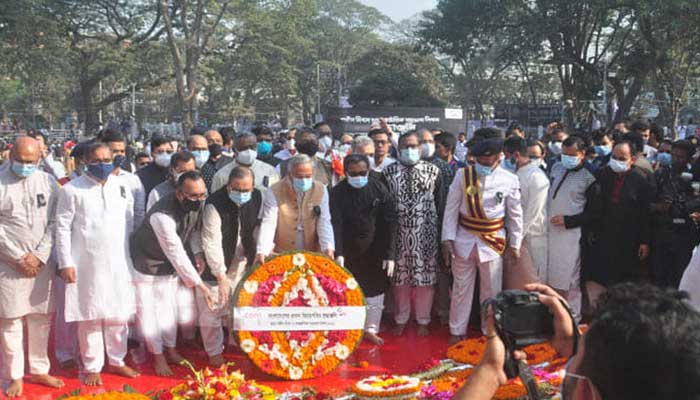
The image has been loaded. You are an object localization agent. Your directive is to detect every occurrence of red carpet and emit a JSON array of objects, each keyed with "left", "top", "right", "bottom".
[{"left": 7, "top": 323, "right": 453, "bottom": 399}]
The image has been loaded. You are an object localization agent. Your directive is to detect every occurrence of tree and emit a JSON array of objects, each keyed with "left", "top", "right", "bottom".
[
  {"left": 348, "top": 43, "right": 446, "bottom": 107},
  {"left": 160, "top": 0, "right": 230, "bottom": 135}
]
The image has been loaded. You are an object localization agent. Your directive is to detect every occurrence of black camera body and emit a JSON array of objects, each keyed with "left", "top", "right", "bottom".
[{"left": 488, "top": 290, "right": 554, "bottom": 379}]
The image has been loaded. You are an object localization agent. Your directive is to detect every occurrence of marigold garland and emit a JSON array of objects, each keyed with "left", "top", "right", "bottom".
[
  {"left": 446, "top": 337, "right": 562, "bottom": 366},
  {"left": 235, "top": 251, "right": 366, "bottom": 380}
]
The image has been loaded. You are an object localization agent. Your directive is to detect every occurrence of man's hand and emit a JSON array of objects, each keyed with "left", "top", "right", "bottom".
[
  {"left": 217, "top": 275, "right": 230, "bottom": 307},
  {"left": 17, "top": 253, "right": 43, "bottom": 277},
  {"left": 60, "top": 268, "right": 77, "bottom": 284},
  {"left": 382, "top": 260, "right": 395, "bottom": 277},
  {"left": 335, "top": 256, "right": 344, "bottom": 267},
  {"left": 194, "top": 253, "right": 206, "bottom": 275},
  {"left": 639, "top": 244, "right": 650, "bottom": 260},
  {"left": 550, "top": 215, "right": 565, "bottom": 226},
  {"left": 198, "top": 284, "right": 215, "bottom": 311},
  {"left": 524, "top": 283, "right": 576, "bottom": 358},
  {"left": 254, "top": 253, "right": 266, "bottom": 265},
  {"left": 478, "top": 304, "right": 527, "bottom": 386},
  {"left": 324, "top": 249, "right": 335, "bottom": 260},
  {"left": 441, "top": 241, "right": 455, "bottom": 269},
  {"left": 691, "top": 212, "right": 700, "bottom": 223},
  {"left": 504, "top": 247, "right": 520, "bottom": 265},
  {"left": 379, "top": 118, "right": 394, "bottom": 136}
]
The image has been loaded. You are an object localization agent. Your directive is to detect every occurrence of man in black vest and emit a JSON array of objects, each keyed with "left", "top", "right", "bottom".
[
  {"left": 200, "top": 166, "right": 261, "bottom": 367},
  {"left": 130, "top": 171, "right": 214, "bottom": 377}
]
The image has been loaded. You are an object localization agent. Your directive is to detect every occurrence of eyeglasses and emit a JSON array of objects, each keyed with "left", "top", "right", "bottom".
[{"left": 561, "top": 358, "right": 601, "bottom": 400}]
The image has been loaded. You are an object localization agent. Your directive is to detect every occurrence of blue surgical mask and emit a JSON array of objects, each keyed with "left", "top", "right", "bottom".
[
  {"left": 257, "top": 141, "right": 272, "bottom": 156},
  {"left": 474, "top": 162, "right": 493, "bottom": 177},
  {"left": 87, "top": 162, "right": 114, "bottom": 181},
  {"left": 399, "top": 148, "right": 421, "bottom": 165},
  {"left": 11, "top": 161, "right": 37, "bottom": 178},
  {"left": 229, "top": 190, "right": 252, "bottom": 206},
  {"left": 192, "top": 150, "right": 210, "bottom": 168},
  {"left": 347, "top": 175, "right": 369, "bottom": 189},
  {"left": 292, "top": 177, "right": 313, "bottom": 193},
  {"left": 502, "top": 158, "right": 517, "bottom": 172},
  {"left": 594, "top": 145, "right": 611, "bottom": 157},
  {"left": 657, "top": 152, "right": 672, "bottom": 167},
  {"left": 561, "top": 155, "right": 580, "bottom": 170}
]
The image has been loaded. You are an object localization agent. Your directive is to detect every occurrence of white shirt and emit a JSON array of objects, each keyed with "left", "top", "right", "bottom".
[
  {"left": 273, "top": 148, "right": 296, "bottom": 161},
  {"left": 257, "top": 184, "right": 335, "bottom": 256},
  {"left": 115, "top": 169, "right": 146, "bottom": 228},
  {"left": 442, "top": 166, "right": 523, "bottom": 262},
  {"left": 454, "top": 142, "right": 468, "bottom": 163},
  {"left": 146, "top": 180, "right": 175, "bottom": 211},
  {"left": 372, "top": 156, "right": 396, "bottom": 173},
  {"left": 211, "top": 159, "right": 280, "bottom": 194},
  {"left": 201, "top": 204, "right": 250, "bottom": 278},
  {"left": 42, "top": 153, "right": 66, "bottom": 179},
  {"left": 644, "top": 144, "right": 658, "bottom": 161},
  {"left": 516, "top": 162, "right": 550, "bottom": 238},
  {"left": 55, "top": 174, "right": 135, "bottom": 322},
  {"left": 141, "top": 212, "right": 203, "bottom": 288}
]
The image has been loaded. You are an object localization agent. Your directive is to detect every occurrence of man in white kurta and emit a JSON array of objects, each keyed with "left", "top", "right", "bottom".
[
  {"left": 102, "top": 130, "right": 146, "bottom": 228},
  {"left": 210, "top": 133, "right": 279, "bottom": 194},
  {"left": 0, "top": 137, "right": 63, "bottom": 397},
  {"left": 442, "top": 131, "right": 523, "bottom": 344},
  {"left": 55, "top": 143, "right": 139, "bottom": 386}
]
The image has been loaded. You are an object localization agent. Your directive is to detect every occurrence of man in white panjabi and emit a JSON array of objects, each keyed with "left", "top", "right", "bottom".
[
  {"left": 55, "top": 143, "right": 140, "bottom": 386},
  {"left": 0, "top": 137, "right": 64, "bottom": 397}
]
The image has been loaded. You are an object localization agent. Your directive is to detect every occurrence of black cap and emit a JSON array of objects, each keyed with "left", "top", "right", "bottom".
[{"left": 672, "top": 139, "right": 695, "bottom": 155}]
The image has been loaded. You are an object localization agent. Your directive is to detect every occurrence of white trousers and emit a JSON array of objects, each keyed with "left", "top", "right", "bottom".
[
  {"left": 449, "top": 247, "right": 503, "bottom": 336},
  {"left": 0, "top": 314, "right": 51, "bottom": 380},
  {"left": 53, "top": 275, "right": 78, "bottom": 363},
  {"left": 393, "top": 285, "right": 434, "bottom": 326},
  {"left": 196, "top": 282, "right": 232, "bottom": 357},
  {"left": 365, "top": 294, "right": 385, "bottom": 334},
  {"left": 77, "top": 319, "right": 128, "bottom": 373},
  {"left": 135, "top": 277, "right": 178, "bottom": 355},
  {"left": 177, "top": 279, "right": 197, "bottom": 341},
  {"left": 525, "top": 235, "right": 548, "bottom": 283}
]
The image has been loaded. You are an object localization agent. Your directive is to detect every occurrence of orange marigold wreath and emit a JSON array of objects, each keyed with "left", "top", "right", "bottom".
[{"left": 235, "top": 252, "right": 365, "bottom": 380}]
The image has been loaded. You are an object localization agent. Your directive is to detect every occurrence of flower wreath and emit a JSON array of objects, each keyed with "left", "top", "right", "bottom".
[
  {"left": 352, "top": 375, "right": 423, "bottom": 399},
  {"left": 234, "top": 251, "right": 365, "bottom": 380}
]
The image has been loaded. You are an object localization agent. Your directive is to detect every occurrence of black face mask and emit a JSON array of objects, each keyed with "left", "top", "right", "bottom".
[
  {"left": 297, "top": 141, "right": 319, "bottom": 157},
  {"left": 181, "top": 198, "right": 202, "bottom": 213},
  {"left": 209, "top": 143, "right": 223, "bottom": 157}
]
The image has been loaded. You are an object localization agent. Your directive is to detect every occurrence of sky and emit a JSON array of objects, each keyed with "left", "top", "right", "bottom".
[{"left": 359, "top": 0, "right": 437, "bottom": 22}]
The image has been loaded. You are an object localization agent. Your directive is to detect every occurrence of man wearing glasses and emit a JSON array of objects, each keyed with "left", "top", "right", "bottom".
[{"left": 369, "top": 128, "right": 396, "bottom": 172}]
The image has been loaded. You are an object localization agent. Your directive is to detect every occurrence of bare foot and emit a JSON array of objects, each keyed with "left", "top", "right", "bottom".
[
  {"left": 364, "top": 332, "right": 384, "bottom": 346},
  {"left": 209, "top": 353, "right": 225, "bottom": 368},
  {"left": 59, "top": 359, "right": 77, "bottom": 370},
  {"left": 4, "top": 379, "right": 22, "bottom": 397},
  {"left": 154, "top": 354, "right": 173, "bottom": 377},
  {"left": 107, "top": 365, "right": 140, "bottom": 378},
  {"left": 84, "top": 373, "right": 102, "bottom": 386},
  {"left": 417, "top": 325, "right": 430, "bottom": 337},
  {"left": 392, "top": 323, "right": 406, "bottom": 336},
  {"left": 28, "top": 374, "right": 65, "bottom": 389},
  {"left": 164, "top": 347, "right": 185, "bottom": 364},
  {"left": 448, "top": 334, "right": 465, "bottom": 345}
]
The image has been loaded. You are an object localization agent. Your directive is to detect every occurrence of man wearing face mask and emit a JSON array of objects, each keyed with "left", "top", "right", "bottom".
[
  {"left": 147, "top": 152, "right": 196, "bottom": 211},
  {"left": 314, "top": 121, "right": 334, "bottom": 154},
  {"left": 137, "top": 135, "right": 174, "bottom": 199},
  {"left": 187, "top": 134, "right": 210, "bottom": 170},
  {"left": 584, "top": 141, "right": 651, "bottom": 307},
  {"left": 200, "top": 166, "right": 261, "bottom": 367},
  {"left": 256, "top": 154, "right": 335, "bottom": 264},
  {"left": 650, "top": 140, "right": 700, "bottom": 288},
  {"left": 102, "top": 130, "right": 146, "bottom": 228},
  {"left": 273, "top": 128, "right": 298, "bottom": 162},
  {"left": 544, "top": 128, "right": 568, "bottom": 174},
  {"left": 130, "top": 171, "right": 214, "bottom": 377},
  {"left": 252, "top": 125, "right": 279, "bottom": 167},
  {"left": 442, "top": 128, "right": 522, "bottom": 344},
  {"left": 201, "top": 129, "right": 234, "bottom": 192},
  {"left": 654, "top": 139, "right": 673, "bottom": 170},
  {"left": 589, "top": 129, "right": 614, "bottom": 174},
  {"left": 211, "top": 132, "right": 279, "bottom": 194},
  {"left": 277, "top": 127, "right": 333, "bottom": 187},
  {"left": 382, "top": 131, "right": 444, "bottom": 337},
  {"left": 56, "top": 143, "right": 140, "bottom": 386},
  {"left": 330, "top": 154, "right": 398, "bottom": 345},
  {"left": 0, "top": 137, "right": 64, "bottom": 397},
  {"left": 546, "top": 136, "right": 599, "bottom": 320},
  {"left": 503, "top": 136, "right": 549, "bottom": 283}
]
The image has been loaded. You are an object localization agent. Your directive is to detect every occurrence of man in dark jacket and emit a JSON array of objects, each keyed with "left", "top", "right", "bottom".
[{"left": 136, "top": 135, "right": 174, "bottom": 199}]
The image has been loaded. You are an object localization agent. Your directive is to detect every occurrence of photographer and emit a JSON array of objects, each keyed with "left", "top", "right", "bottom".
[{"left": 455, "top": 283, "right": 700, "bottom": 400}]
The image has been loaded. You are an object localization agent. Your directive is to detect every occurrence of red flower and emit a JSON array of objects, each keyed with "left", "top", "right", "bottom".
[
  {"left": 214, "top": 381, "right": 228, "bottom": 393},
  {"left": 160, "top": 392, "right": 174, "bottom": 400},
  {"left": 261, "top": 359, "right": 274, "bottom": 372},
  {"left": 188, "top": 381, "right": 199, "bottom": 391}
]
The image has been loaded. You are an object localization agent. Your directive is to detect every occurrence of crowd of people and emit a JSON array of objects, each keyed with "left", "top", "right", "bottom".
[{"left": 2, "top": 117, "right": 700, "bottom": 398}]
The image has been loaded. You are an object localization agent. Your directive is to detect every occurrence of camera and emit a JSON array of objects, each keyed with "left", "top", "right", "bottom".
[{"left": 486, "top": 290, "right": 554, "bottom": 379}]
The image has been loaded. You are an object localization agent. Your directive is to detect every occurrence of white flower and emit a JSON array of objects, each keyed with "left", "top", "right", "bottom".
[
  {"left": 244, "top": 280, "right": 258, "bottom": 294},
  {"left": 345, "top": 277, "right": 358, "bottom": 290},
  {"left": 292, "top": 253, "right": 307, "bottom": 266},
  {"left": 334, "top": 344, "right": 350, "bottom": 360},
  {"left": 289, "top": 366, "right": 304, "bottom": 380},
  {"left": 240, "top": 339, "right": 256, "bottom": 353}
]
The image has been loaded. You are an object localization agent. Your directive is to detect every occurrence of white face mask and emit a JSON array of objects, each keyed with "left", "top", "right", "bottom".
[
  {"left": 287, "top": 139, "right": 296, "bottom": 151},
  {"left": 319, "top": 135, "right": 333, "bottom": 151},
  {"left": 421, "top": 143, "right": 436, "bottom": 159},
  {"left": 549, "top": 141, "right": 563, "bottom": 155},
  {"left": 609, "top": 158, "right": 630, "bottom": 173},
  {"left": 154, "top": 152, "right": 172, "bottom": 168},
  {"left": 236, "top": 149, "right": 258, "bottom": 166}
]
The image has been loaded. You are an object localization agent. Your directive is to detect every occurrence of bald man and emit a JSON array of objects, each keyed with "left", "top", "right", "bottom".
[
  {"left": 187, "top": 134, "right": 210, "bottom": 170},
  {"left": 0, "top": 137, "right": 63, "bottom": 397},
  {"left": 201, "top": 130, "right": 233, "bottom": 191}
]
